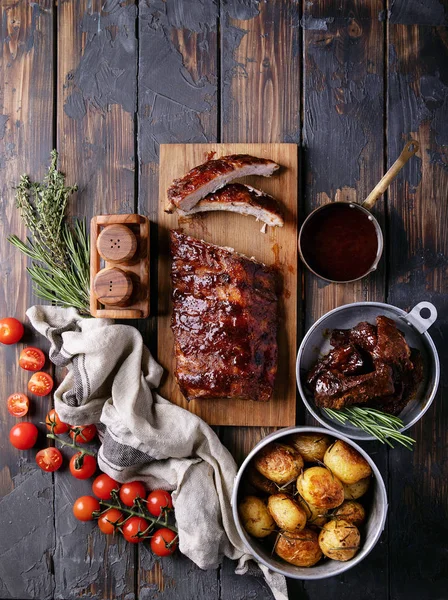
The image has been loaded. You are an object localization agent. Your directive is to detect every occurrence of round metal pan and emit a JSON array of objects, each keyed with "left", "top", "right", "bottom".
[{"left": 296, "top": 301, "right": 440, "bottom": 440}]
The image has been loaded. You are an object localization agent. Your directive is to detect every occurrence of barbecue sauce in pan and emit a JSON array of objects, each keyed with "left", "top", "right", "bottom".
[{"left": 300, "top": 203, "right": 379, "bottom": 282}]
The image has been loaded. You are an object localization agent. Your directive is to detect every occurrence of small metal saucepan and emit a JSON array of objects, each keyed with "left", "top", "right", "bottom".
[
  {"left": 296, "top": 301, "right": 440, "bottom": 441},
  {"left": 298, "top": 140, "right": 420, "bottom": 283}
]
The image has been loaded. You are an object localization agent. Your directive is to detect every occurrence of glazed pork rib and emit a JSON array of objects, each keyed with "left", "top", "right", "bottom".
[
  {"left": 170, "top": 230, "right": 278, "bottom": 402},
  {"left": 177, "top": 183, "right": 284, "bottom": 227},
  {"left": 166, "top": 154, "right": 280, "bottom": 212}
]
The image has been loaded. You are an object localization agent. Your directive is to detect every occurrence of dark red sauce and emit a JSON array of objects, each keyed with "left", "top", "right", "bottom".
[{"left": 300, "top": 203, "right": 379, "bottom": 282}]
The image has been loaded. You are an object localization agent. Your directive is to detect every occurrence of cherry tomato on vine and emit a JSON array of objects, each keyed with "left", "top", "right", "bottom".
[
  {"left": 122, "top": 516, "right": 149, "bottom": 544},
  {"left": 147, "top": 490, "right": 173, "bottom": 517},
  {"left": 119, "top": 481, "right": 146, "bottom": 507},
  {"left": 7, "top": 393, "right": 30, "bottom": 417},
  {"left": 9, "top": 422, "right": 38, "bottom": 449},
  {"left": 36, "top": 447, "right": 63, "bottom": 472},
  {"left": 69, "top": 424, "right": 97, "bottom": 444},
  {"left": 69, "top": 452, "right": 97, "bottom": 479},
  {"left": 19, "top": 347, "right": 46, "bottom": 371},
  {"left": 28, "top": 372, "right": 54, "bottom": 397},
  {"left": 97, "top": 508, "right": 124, "bottom": 535},
  {"left": 45, "top": 409, "right": 70, "bottom": 434},
  {"left": 92, "top": 473, "right": 120, "bottom": 500},
  {"left": 73, "top": 495, "right": 100, "bottom": 521},
  {"left": 0, "top": 318, "right": 24, "bottom": 345},
  {"left": 150, "top": 528, "right": 178, "bottom": 557}
]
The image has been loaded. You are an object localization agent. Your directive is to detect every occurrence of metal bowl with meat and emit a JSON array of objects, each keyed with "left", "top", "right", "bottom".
[{"left": 296, "top": 302, "right": 440, "bottom": 440}]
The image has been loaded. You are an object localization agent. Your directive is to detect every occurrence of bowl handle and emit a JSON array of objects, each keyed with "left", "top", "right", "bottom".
[{"left": 403, "top": 302, "right": 438, "bottom": 334}]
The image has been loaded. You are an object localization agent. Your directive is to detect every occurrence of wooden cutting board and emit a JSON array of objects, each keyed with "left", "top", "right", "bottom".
[{"left": 157, "top": 143, "right": 298, "bottom": 426}]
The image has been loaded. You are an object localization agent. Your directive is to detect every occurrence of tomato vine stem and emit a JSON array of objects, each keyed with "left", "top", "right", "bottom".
[
  {"left": 99, "top": 500, "right": 178, "bottom": 534},
  {"left": 46, "top": 432, "right": 96, "bottom": 456}
]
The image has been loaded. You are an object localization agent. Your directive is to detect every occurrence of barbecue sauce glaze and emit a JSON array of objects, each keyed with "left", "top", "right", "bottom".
[{"left": 300, "top": 203, "right": 379, "bottom": 281}]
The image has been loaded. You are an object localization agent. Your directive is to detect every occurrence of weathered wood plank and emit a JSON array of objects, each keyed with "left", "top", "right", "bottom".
[
  {"left": 137, "top": 1, "right": 220, "bottom": 597},
  {"left": 219, "top": 1, "right": 301, "bottom": 598},
  {"left": 302, "top": 1, "right": 389, "bottom": 598},
  {"left": 56, "top": 1, "right": 137, "bottom": 598},
  {"left": 0, "top": 2, "right": 55, "bottom": 598},
  {"left": 387, "top": 17, "right": 448, "bottom": 600}
]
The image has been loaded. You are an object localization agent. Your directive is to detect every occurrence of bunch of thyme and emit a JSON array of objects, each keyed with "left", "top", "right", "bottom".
[{"left": 8, "top": 150, "right": 90, "bottom": 314}]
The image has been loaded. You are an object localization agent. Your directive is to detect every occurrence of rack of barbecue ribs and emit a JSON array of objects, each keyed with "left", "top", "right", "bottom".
[
  {"left": 170, "top": 230, "right": 279, "bottom": 402},
  {"left": 307, "top": 316, "right": 423, "bottom": 415}
]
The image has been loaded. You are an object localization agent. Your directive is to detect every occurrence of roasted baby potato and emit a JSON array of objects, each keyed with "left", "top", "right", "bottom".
[
  {"left": 324, "top": 440, "right": 372, "bottom": 485},
  {"left": 297, "top": 466, "right": 344, "bottom": 509},
  {"left": 289, "top": 432, "right": 333, "bottom": 463},
  {"left": 254, "top": 443, "right": 304, "bottom": 485},
  {"left": 238, "top": 496, "right": 275, "bottom": 538},
  {"left": 298, "top": 497, "right": 328, "bottom": 528},
  {"left": 247, "top": 465, "right": 279, "bottom": 495},
  {"left": 318, "top": 519, "right": 361, "bottom": 561},
  {"left": 275, "top": 527, "right": 323, "bottom": 567},
  {"left": 268, "top": 493, "right": 307, "bottom": 532},
  {"left": 343, "top": 476, "right": 371, "bottom": 500},
  {"left": 333, "top": 500, "right": 366, "bottom": 527}
]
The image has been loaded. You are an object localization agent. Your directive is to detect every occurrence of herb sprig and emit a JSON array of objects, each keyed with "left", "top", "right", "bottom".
[
  {"left": 323, "top": 406, "right": 415, "bottom": 450},
  {"left": 8, "top": 151, "right": 90, "bottom": 313}
]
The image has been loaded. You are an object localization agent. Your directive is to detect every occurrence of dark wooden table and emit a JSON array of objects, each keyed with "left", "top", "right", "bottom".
[{"left": 1, "top": 1, "right": 447, "bottom": 599}]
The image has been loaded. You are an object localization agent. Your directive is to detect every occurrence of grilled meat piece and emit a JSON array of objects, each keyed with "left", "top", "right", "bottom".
[
  {"left": 372, "top": 316, "right": 412, "bottom": 370},
  {"left": 330, "top": 322, "right": 378, "bottom": 353},
  {"left": 313, "top": 362, "right": 395, "bottom": 410},
  {"left": 178, "top": 183, "right": 284, "bottom": 227},
  {"left": 308, "top": 316, "right": 423, "bottom": 415},
  {"left": 307, "top": 344, "right": 365, "bottom": 387},
  {"left": 166, "top": 154, "right": 280, "bottom": 212},
  {"left": 170, "top": 230, "right": 278, "bottom": 402}
]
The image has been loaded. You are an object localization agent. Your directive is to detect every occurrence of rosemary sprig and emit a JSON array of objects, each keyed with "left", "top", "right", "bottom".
[
  {"left": 323, "top": 406, "right": 415, "bottom": 450},
  {"left": 8, "top": 151, "right": 90, "bottom": 314}
]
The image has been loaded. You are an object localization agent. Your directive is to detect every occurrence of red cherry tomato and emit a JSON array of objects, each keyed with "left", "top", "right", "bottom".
[
  {"left": 69, "top": 452, "right": 97, "bottom": 479},
  {"left": 19, "top": 347, "right": 46, "bottom": 371},
  {"left": 150, "top": 528, "right": 178, "bottom": 556},
  {"left": 119, "top": 481, "right": 146, "bottom": 507},
  {"left": 9, "top": 422, "right": 38, "bottom": 449},
  {"left": 7, "top": 393, "right": 30, "bottom": 417},
  {"left": 92, "top": 473, "right": 120, "bottom": 500},
  {"left": 122, "top": 516, "right": 149, "bottom": 544},
  {"left": 147, "top": 490, "right": 173, "bottom": 517},
  {"left": 28, "top": 372, "right": 54, "bottom": 397},
  {"left": 0, "top": 318, "right": 24, "bottom": 345},
  {"left": 73, "top": 495, "right": 100, "bottom": 521},
  {"left": 70, "top": 424, "right": 97, "bottom": 444},
  {"left": 45, "top": 409, "right": 70, "bottom": 434},
  {"left": 98, "top": 508, "right": 124, "bottom": 535},
  {"left": 36, "top": 447, "right": 63, "bottom": 472}
]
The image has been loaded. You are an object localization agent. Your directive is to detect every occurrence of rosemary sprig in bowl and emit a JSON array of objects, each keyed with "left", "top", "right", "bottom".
[
  {"left": 8, "top": 150, "right": 90, "bottom": 314},
  {"left": 323, "top": 406, "right": 415, "bottom": 450}
]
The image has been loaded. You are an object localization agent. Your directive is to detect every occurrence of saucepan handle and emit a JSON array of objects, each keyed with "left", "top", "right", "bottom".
[
  {"left": 403, "top": 302, "right": 438, "bottom": 334},
  {"left": 363, "top": 139, "right": 420, "bottom": 211}
]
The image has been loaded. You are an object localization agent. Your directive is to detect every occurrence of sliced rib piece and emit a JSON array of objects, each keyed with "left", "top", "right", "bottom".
[
  {"left": 166, "top": 154, "right": 280, "bottom": 212},
  {"left": 170, "top": 230, "right": 278, "bottom": 402},
  {"left": 177, "top": 183, "right": 284, "bottom": 227}
]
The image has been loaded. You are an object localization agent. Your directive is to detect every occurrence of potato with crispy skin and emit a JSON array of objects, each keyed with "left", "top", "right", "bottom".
[
  {"left": 247, "top": 465, "right": 278, "bottom": 495},
  {"left": 323, "top": 440, "right": 372, "bottom": 485},
  {"left": 254, "top": 443, "right": 304, "bottom": 485},
  {"left": 343, "top": 476, "right": 371, "bottom": 500},
  {"left": 268, "top": 493, "right": 307, "bottom": 532},
  {"left": 238, "top": 496, "right": 275, "bottom": 538},
  {"left": 333, "top": 500, "right": 366, "bottom": 527},
  {"left": 288, "top": 433, "right": 333, "bottom": 463},
  {"left": 274, "top": 527, "right": 323, "bottom": 567},
  {"left": 297, "top": 466, "right": 344, "bottom": 510},
  {"left": 298, "top": 497, "right": 328, "bottom": 528},
  {"left": 318, "top": 519, "right": 361, "bottom": 561}
]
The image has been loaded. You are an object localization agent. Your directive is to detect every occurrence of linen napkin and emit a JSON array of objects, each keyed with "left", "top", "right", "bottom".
[{"left": 26, "top": 305, "right": 288, "bottom": 600}]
